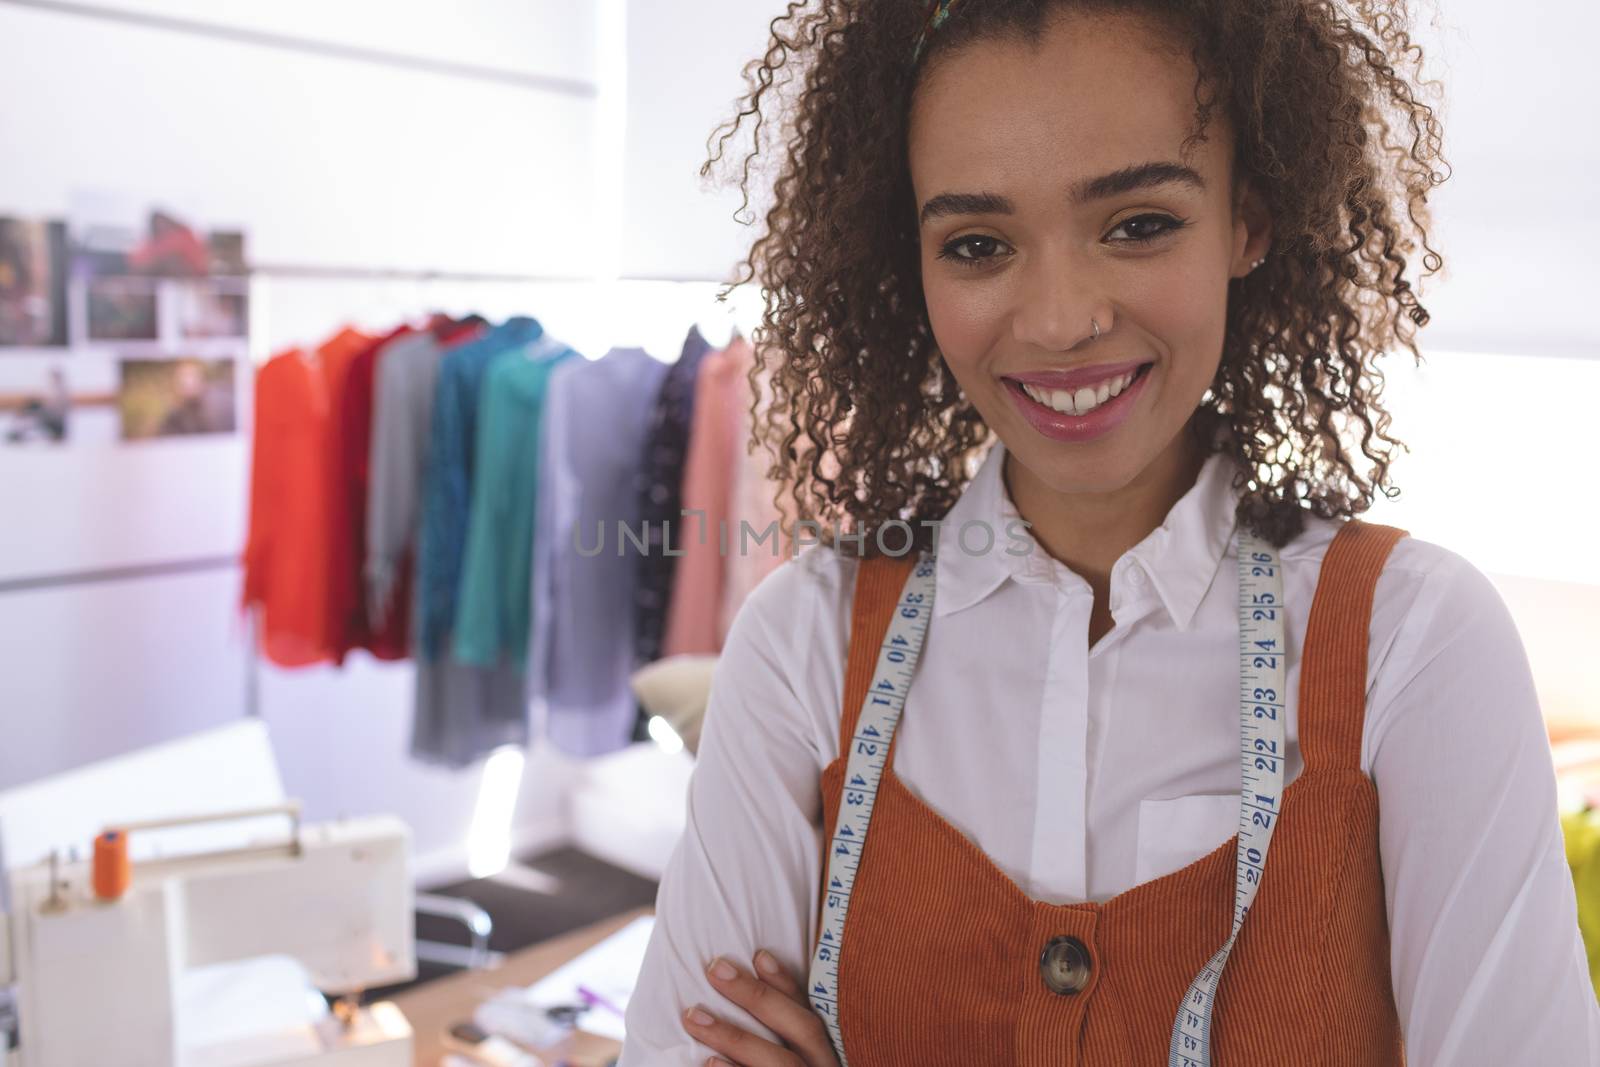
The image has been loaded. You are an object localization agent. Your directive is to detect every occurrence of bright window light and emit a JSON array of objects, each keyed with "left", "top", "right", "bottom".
[
  {"left": 466, "top": 744, "right": 526, "bottom": 879},
  {"left": 1361, "top": 347, "right": 1599, "bottom": 587},
  {"left": 648, "top": 714, "right": 685, "bottom": 756}
]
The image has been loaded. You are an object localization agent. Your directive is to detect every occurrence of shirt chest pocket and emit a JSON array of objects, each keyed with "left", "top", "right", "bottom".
[{"left": 1135, "top": 793, "right": 1241, "bottom": 884}]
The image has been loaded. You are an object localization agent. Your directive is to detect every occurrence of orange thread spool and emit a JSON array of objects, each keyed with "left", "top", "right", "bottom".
[{"left": 92, "top": 830, "right": 131, "bottom": 901}]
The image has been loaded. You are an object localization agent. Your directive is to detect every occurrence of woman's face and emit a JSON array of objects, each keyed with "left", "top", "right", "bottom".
[{"left": 908, "top": 9, "right": 1270, "bottom": 497}]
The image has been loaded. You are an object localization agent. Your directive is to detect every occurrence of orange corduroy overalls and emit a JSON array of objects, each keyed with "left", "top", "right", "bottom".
[{"left": 813, "top": 519, "right": 1409, "bottom": 1065}]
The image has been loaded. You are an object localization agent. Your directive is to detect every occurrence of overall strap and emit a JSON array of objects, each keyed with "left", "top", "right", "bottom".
[
  {"left": 837, "top": 551, "right": 921, "bottom": 757},
  {"left": 1298, "top": 518, "right": 1409, "bottom": 773}
]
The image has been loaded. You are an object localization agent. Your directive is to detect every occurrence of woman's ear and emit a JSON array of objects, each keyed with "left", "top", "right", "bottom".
[{"left": 1230, "top": 177, "right": 1274, "bottom": 278}]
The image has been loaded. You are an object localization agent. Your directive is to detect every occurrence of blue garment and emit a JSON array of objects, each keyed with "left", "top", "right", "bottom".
[
  {"left": 452, "top": 333, "right": 581, "bottom": 668},
  {"left": 416, "top": 316, "right": 547, "bottom": 659},
  {"left": 528, "top": 346, "right": 670, "bottom": 758}
]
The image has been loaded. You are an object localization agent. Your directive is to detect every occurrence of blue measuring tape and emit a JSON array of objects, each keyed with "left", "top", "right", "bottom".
[
  {"left": 806, "top": 530, "right": 1286, "bottom": 1065},
  {"left": 807, "top": 550, "right": 936, "bottom": 1061},
  {"left": 1167, "top": 531, "right": 1286, "bottom": 1065}
]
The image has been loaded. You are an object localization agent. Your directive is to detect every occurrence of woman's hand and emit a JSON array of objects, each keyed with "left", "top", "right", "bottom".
[{"left": 680, "top": 948, "right": 841, "bottom": 1067}]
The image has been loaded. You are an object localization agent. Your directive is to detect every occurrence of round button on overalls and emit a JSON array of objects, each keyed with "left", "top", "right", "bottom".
[{"left": 1039, "top": 935, "right": 1092, "bottom": 995}]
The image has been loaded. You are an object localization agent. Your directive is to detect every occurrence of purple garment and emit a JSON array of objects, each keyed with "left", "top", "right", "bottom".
[{"left": 530, "top": 346, "right": 671, "bottom": 758}]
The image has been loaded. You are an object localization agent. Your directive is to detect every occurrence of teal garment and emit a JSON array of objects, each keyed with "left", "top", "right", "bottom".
[
  {"left": 418, "top": 315, "right": 547, "bottom": 660},
  {"left": 452, "top": 337, "right": 581, "bottom": 668}
]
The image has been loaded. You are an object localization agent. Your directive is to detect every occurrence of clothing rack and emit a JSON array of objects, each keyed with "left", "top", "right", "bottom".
[
  {"left": 6, "top": 274, "right": 745, "bottom": 745},
  {"left": 0, "top": 266, "right": 745, "bottom": 599}
]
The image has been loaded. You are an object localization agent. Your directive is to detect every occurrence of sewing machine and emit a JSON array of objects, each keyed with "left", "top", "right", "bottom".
[{"left": 0, "top": 801, "right": 416, "bottom": 1067}]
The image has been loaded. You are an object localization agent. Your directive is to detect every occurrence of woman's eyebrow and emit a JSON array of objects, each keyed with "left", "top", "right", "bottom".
[{"left": 918, "top": 160, "right": 1206, "bottom": 227}]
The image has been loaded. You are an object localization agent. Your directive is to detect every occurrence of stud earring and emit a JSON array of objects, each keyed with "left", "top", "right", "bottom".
[{"left": 1249, "top": 256, "right": 1266, "bottom": 271}]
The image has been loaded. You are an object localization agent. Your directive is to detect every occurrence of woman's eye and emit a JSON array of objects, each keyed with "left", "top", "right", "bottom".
[
  {"left": 935, "top": 234, "right": 1008, "bottom": 269},
  {"left": 1107, "top": 213, "right": 1188, "bottom": 244},
  {"left": 935, "top": 216, "right": 1187, "bottom": 268}
]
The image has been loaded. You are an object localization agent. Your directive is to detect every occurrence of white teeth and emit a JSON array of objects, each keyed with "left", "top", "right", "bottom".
[{"left": 1020, "top": 369, "right": 1138, "bottom": 416}]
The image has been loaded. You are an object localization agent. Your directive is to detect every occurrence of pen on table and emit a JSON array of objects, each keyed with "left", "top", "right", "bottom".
[{"left": 574, "top": 984, "right": 626, "bottom": 1020}]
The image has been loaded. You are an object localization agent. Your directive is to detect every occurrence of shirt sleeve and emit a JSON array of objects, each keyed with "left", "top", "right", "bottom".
[
  {"left": 617, "top": 552, "right": 844, "bottom": 1066},
  {"left": 1365, "top": 544, "right": 1600, "bottom": 1066}
]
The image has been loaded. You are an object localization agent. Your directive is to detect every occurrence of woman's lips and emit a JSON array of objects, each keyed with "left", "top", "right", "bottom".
[{"left": 1001, "top": 362, "right": 1153, "bottom": 443}]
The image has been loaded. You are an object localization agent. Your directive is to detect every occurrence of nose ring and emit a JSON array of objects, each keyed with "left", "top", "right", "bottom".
[{"left": 1090, "top": 317, "right": 1101, "bottom": 342}]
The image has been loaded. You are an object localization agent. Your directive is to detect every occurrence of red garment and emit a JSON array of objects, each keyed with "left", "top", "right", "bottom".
[
  {"left": 437, "top": 319, "right": 488, "bottom": 350},
  {"left": 323, "top": 315, "right": 483, "bottom": 663},
  {"left": 241, "top": 327, "right": 372, "bottom": 667},
  {"left": 327, "top": 324, "right": 414, "bottom": 663},
  {"left": 242, "top": 347, "right": 330, "bottom": 667}
]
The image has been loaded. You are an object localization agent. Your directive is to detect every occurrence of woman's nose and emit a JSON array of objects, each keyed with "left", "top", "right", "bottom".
[{"left": 1010, "top": 252, "right": 1106, "bottom": 352}]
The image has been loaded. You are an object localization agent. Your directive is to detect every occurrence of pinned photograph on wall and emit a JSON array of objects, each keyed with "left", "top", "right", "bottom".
[
  {"left": 205, "top": 230, "right": 247, "bottom": 276},
  {"left": 75, "top": 203, "right": 248, "bottom": 281},
  {"left": 0, "top": 355, "right": 117, "bottom": 447},
  {"left": 0, "top": 217, "right": 69, "bottom": 347},
  {"left": 177, "top": 278, "right": 248, "bottom": 338},
  {"left": 87, "top": 275, "right": 160, "bottom": 341},
  {"left": 118, "top": 356, "right": 237, "bottom": 440},
  {"left": 0, "top": 365, "right": 71, "bottom": 444}
]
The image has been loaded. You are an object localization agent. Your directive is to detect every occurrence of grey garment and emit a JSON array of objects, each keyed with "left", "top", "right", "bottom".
[
  {"left": 528, "top": 346, "right": 670, "bottom": 758},
  {"left": 409, "top": 655, "right": 527, "bottom": 769},
  {"left": 407, "top": 571, "right": 527, "bottom": 768},
  {"left": 365, "top": 330, "right": 444, "bottom": 625}
]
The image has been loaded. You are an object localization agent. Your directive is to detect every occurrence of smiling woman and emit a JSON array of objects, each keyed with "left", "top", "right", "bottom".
[
  {"left": 615, "top": 2, "right": 1600, "bottom": 1066},
  {"left": 722, "top": 0, "right": 1438, "bottom": 566}
]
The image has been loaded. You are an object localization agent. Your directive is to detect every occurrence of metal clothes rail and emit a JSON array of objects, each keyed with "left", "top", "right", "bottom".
[
  {"left": 0, "top": 0, "right": 597, "bottom": 98},
  {"left": 252, "top": 263, "right": 739, "bottom": 286}
]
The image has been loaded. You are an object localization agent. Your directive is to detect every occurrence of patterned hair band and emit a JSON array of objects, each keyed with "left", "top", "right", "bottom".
[{"left": 912, "top": 0, "right": 965, "bottom": 64}]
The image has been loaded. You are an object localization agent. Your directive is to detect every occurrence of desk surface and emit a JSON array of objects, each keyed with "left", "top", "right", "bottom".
[{"left": 391, "top": 905, "right": 652, "bottom": 1067}]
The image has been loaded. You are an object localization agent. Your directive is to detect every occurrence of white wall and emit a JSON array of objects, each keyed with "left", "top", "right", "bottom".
[
  {"left": 0, "top": 569, "right": 250, "bottom": 783},
  {"left": 620, "top": 0, "right": 778, "bottom": 282},
  {"left": 1407, "top": 1, "right": 1600, "bottom": 359}
]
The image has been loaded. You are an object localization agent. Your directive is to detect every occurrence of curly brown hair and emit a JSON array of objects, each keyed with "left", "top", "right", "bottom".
[{"left": 703, "top": 0, "right": 1448, "bottom": 554}]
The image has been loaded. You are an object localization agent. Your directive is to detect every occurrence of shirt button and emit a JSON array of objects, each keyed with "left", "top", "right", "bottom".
[
  {"left": 1128, "top": 568, "right": 1146, "bottom": 586},
  {"left": 1039, "top": 935, "right": 1092, "bottom": 995}
]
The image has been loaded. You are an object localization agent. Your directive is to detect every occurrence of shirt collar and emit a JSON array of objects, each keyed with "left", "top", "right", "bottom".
[
  {"left": 494, "top": 315, "right": 544, "bottom": 348},
  {"left": 933, "top": 437, "right": 1246, "bottom": 631}
]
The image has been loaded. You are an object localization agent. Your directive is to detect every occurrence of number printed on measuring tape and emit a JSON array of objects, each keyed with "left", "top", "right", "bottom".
[
  {"left": 1166, "top": 529, "right": 1287, "bottom": 1066},
  {"left": 808, "top": 552, "right": 935, "bottom": 1063}
]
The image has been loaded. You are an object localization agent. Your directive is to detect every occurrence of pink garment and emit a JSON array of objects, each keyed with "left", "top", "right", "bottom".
[
  {"left": 661, "top": 338, "right": 739, "bottom": 657},
  {"left": 662, "top": 334, "right": 789, "bottom": 656},
  {"left": 718, "top": 341, "right": 789, "bottom": 642}
]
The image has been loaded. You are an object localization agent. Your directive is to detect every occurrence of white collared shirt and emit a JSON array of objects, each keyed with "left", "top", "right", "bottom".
[{"left": 619, "top": 439, "right": 1600, "bottom": 1066}]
